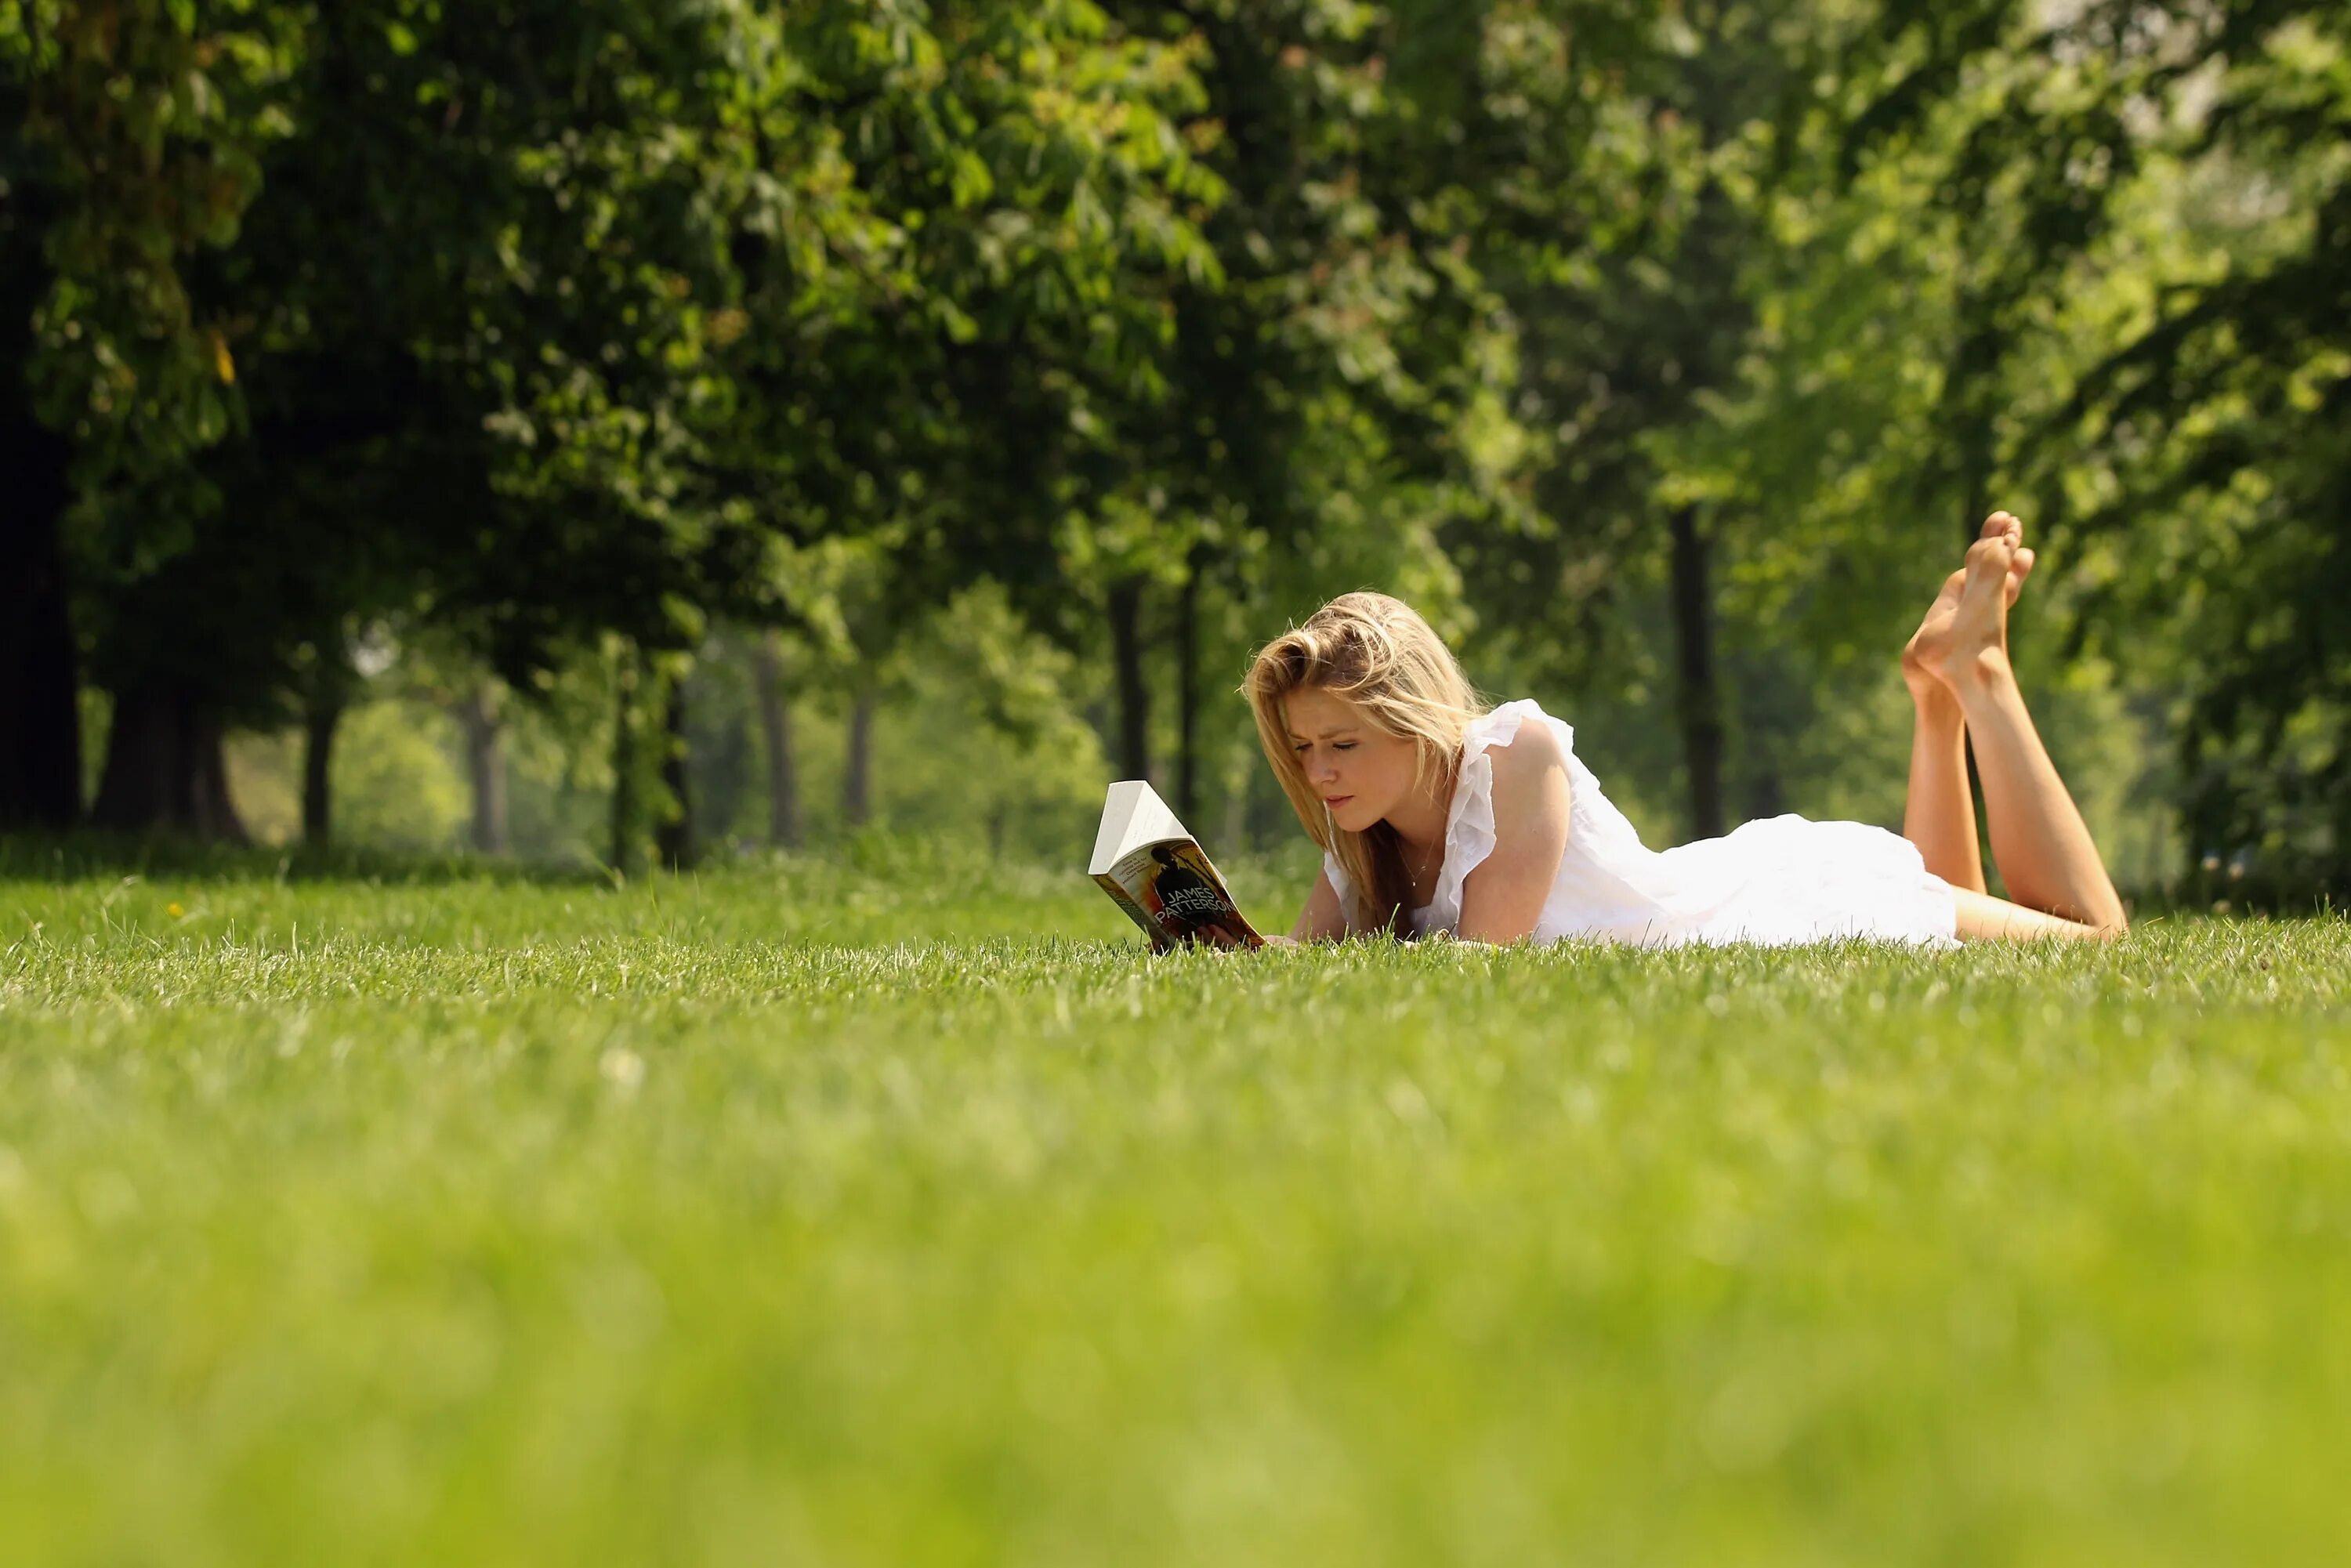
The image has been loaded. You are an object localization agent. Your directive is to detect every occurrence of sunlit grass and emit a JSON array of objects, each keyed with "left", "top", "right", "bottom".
[{"left": 2, "top": 850, "right": 2347, "bottom": 1564}]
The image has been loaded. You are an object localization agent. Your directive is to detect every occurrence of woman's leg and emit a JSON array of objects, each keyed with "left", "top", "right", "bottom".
[
  {"left": 1933, "top": 515, "right": 2128, "bottom": 934},
  {"left": 1949, "top": 886, "right": 2104, "bottom": 941},
  {"left": 1901, "top": 573, "right": 1987, "bottom": 893}
]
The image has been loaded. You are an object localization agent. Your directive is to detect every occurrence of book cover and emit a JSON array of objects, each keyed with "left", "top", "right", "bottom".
[{"left": 1089, "top": 780, "right": 1264, "bottom": 951}]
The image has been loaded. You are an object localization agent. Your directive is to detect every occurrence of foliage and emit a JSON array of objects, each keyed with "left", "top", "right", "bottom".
[
  {"left": 3, "top": 0, "right": 2345, "bottom": 883},
  {"left": 1813, "top": 0, "right": 2351, "bottom": 882},
  {"left": 322, "top": 699, "right": 471, "bottom": 853},
  {"left": 4, "top": 0, "right": 303, "bottom": 476}
]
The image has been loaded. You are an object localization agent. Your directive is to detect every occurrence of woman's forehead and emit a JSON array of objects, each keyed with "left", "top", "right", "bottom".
[{"left": 1283, "top": 687, "right": 1367, "bottom": 734}]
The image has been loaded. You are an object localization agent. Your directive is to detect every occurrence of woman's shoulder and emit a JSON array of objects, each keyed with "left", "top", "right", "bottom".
[
  {"left": 1452, "top": 701, "right": 1574, "bottom": 837},
  {"left": 1468, "top": 699, "right": 1570, "bottom": 768}
]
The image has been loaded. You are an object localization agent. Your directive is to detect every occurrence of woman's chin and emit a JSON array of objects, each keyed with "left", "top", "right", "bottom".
[{"left": 1329, "top": 802, "right": 1382, "bottom": 835}]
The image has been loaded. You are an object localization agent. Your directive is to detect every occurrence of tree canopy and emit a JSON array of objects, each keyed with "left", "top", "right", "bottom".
[{"left": 3, "top": 0, "right": 2342, "bottom": 896}]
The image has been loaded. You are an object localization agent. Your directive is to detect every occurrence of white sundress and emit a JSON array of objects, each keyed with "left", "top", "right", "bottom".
[{"left": 1322, "top": 699, "right": 1958, "bottom": 947}]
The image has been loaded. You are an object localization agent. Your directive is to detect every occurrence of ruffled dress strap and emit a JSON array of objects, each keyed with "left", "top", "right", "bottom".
[{"left": 1426, "top": 701, "right": 1553, "bottom": 936}]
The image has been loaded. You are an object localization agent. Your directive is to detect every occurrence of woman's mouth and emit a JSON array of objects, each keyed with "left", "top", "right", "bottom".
[{"left": 1323, "top": 795, "right": 1353, "bottom": 809}]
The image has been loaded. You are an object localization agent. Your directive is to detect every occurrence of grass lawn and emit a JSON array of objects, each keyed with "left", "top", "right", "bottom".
[{"left": 3, "top": 844, "right": 2348, "bottom": 1565}]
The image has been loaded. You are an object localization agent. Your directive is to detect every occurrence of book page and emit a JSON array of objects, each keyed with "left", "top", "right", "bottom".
[{"left": 1089, "top": 780, "right": 1192, "bottom": 877}]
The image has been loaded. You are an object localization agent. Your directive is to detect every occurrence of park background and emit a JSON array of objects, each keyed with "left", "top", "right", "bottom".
[
  {"left": 9, "top": 7, "right": 2351, "bottom": 1564},
  {"left": 3, "top": 0, "right": 2345, "bottom": 898}
]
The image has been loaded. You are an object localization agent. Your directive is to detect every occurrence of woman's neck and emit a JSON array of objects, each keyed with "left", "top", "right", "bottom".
[{"left": 1383, "top": 778, "right": 1451, "bottom": 862}]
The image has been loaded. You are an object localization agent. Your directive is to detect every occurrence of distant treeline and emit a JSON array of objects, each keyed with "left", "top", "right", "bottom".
[{"left": 2, "top": 1, "right": 2344, "bottom": 891}]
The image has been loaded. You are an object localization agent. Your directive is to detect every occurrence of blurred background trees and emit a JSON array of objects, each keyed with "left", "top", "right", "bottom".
[{"left": 4, "top": 0, "right": 2343, "bottom": 900}]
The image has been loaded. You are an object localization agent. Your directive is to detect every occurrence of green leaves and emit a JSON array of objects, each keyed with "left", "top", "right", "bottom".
[
  {"left": 6, "top": 0, "right": 2338, "bottom": 872},
  {"left": 13, "top": 0, "right": 303, "bottom": 480}
]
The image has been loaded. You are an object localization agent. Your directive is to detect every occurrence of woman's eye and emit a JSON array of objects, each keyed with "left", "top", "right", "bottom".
[{"left": 1334, "top": 743, "right": 1356, "bottom": 751}]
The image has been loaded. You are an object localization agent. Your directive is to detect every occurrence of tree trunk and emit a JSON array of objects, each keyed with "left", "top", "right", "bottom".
[
  {"left": 656, "top": 673, "right": 693, "bottom": 870},
  {"left": 1175, "top": 559, "right": 1203, "bottom": 820},
  {"left": 1107, "top": 577, "right": 1150, "bottom": 783},
  {"left": 0, "top": 191, "right": 82, "bottom": 831},
  {"left": 754, "top": 632, "right": 802, "bottom": 849},
  {"left": 1743, "top": 761, "right": 1785, "bottom": 824},
  {"left": 196, "top": 723, "right": 243, "bottom": 844},
  {"left": 1951, "top": 327, "right": 1999, "bottom": 552},
  {"left": 1957, "top": 418, "right": 1996, "bottom": 882},
  {"left": 457, "top": 683, "right": 509, "bottom": 856},
  {"left": 610, "top": 651, "right": 645, "bottom": 878},
  {"left": 1667, "top": 504, "right": 1726, "bottom": 842},
  {"left": 1222, "top": 759, "right": 1248, "bottom": 856},
  {"left": 0, "top": 487, "right": 82, "bottom": 831},
  {"left": 89, "top": 684, "right": 249, "bottom": 842},
  {"left": 301, "top": 690, "right": 342, "bottom": 847},
  {"left": 843, "top": 690, "right": 876, "bottom": 828}
]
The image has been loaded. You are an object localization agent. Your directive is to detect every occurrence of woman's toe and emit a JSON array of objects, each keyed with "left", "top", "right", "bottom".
[{"left": 1963, "top": 534, "right": 2013, "bottom": 585}]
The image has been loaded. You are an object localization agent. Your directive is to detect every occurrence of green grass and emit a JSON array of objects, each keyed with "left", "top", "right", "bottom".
[{"left": 3, "top": 847, "right": 2348, "bottom": 1566}]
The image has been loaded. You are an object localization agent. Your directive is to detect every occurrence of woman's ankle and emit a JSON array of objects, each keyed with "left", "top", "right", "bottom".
[
  {"left": 1944, "top": 645, "right": 2017, "bottom": 701},
  {"left": 1907, "top": 675, "right": 1965, "bottom": 727}
]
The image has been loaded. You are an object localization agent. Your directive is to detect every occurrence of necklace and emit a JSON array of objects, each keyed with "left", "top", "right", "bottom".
[{"left": 1407, "top": 827, "right": 1442, "bottom": 905}]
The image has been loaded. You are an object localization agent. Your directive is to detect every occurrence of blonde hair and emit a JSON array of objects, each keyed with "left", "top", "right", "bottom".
[{"left": 1244, "top": 592, "right": 1486, "bottom": 933}]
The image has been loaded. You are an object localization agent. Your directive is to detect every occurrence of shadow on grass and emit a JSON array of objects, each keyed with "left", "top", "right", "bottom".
[
  {"left": 2130, "top": 871, "right": 2346, "bottom": 922},
  {"left": 0, "top": 826, "right": 1110, "bottom": 891},
  {"left": 0, "top": 833, "right": 616, "bottom": 889},
  {"left": 18, "top": 829, "right": 2328, "bottom": 923}
]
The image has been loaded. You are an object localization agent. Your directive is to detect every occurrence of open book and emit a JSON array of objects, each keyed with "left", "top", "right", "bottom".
[{"left": 1089, "top": 781, "right": 1265, "bottom": 951}]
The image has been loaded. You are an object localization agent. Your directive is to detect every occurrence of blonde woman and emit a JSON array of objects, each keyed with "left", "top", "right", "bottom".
[{"left": 1245, "top": 513, "right": 2128, "bottom": 945}]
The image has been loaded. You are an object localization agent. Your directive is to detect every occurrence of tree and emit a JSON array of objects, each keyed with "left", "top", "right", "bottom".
[
  {"left": 455, "top": 682, "right": 509, "bottom": 858},
  {"left": 1828, "top": 0, "right": 2351, "bottom": 887},
  {"left": 752, "top": 632, "right": 803, "bottom": 850},
  {"left": 1409, "top": 1, "right": 1835, "bottom": 840},
  {"left": 1029, "top": 0, "right": 1546, "bottom": 808},
  {"left": 2, "top": 0, "right": 301, "bottom": 828}
]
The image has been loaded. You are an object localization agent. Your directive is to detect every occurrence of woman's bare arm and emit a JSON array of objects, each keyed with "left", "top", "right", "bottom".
[
  {"left": 1288, "top": 868, "right": 1349, "bottom": 942},
  {"left": 1454, "top": 721, "right": 1571, "bottom": 944}
]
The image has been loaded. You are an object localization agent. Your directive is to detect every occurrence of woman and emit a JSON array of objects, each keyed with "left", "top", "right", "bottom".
[{"left": 1245, "top": 512, "right": 2128, "bottom": 945}]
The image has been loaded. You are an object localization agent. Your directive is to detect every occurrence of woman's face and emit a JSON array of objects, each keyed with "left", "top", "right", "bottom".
[{"left": 1282, "top": 686, "right": 1423, "bottom": 835}]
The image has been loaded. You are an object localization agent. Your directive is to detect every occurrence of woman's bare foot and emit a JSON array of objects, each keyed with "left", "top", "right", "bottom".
[
  {"left": 1902, "top": 512, "right": 2036, "bottom": 699},
  {"left": 1935, "top": 515, "right": 2022, "bottom": 689},
  {"left": 1901, "top": 569, "right": 1969, "bottom": 703}
]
